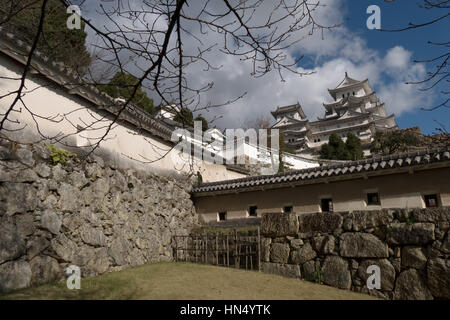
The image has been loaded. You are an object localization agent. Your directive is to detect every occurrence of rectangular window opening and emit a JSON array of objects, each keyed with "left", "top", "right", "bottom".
[
  {"left": 424, "top": 194, "right": 439, "bottom": 208},
  {"left": 320, "top": 198, "right": 333, "bottom": 212},
  {"left": 248, "top": 206, "right": 257, "bottom": 217},
  {"left": 218, "top": 211, "right": 227, "bottom": 221},
  {"left": 283, "top": 206, "right": 293, "bottom": 213},
  {"left": 367, "top": 192, "right": 380, "bottom": 206}
]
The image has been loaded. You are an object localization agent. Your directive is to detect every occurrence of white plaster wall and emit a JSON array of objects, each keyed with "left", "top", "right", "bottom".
[{"left": 0, "top": 54, "right": 246, "bottom": 182}]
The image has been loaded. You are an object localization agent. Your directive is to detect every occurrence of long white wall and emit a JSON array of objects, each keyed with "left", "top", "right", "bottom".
[{"left": 0, "top": 53, "right": 245, "bottom": 182}]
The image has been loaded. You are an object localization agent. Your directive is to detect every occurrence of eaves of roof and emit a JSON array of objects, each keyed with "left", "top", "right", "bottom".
[{"left": 192, "top": 147, "right": 450, "bottom": 197}]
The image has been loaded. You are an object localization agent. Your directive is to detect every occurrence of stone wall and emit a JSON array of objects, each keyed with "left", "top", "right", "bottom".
[
  {"left": 0, "top": 140, "right": 199, "bottom": 292},
  {"left": 260, "top": 209, "right": 450, "bottom": 300}
]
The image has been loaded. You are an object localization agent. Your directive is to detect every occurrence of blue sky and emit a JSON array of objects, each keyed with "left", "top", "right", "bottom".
[
  {"left": 81, "top": 0, "right": 448, "bottom": 134},
  {"left": 341, "top": 0, "right": 448, "bottom": 134}
]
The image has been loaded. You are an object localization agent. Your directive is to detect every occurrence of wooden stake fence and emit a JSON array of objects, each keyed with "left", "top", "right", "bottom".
[{"left": 173, "top": 228, "right": 261, "bottom": 271}]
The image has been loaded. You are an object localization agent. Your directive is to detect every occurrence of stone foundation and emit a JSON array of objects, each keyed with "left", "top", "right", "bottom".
[
  {"left": 0, "top": 140, "right": 199, "bottom": 292},
  {"left": 261, "top": 209, "right": 450, "bottom": 300}
]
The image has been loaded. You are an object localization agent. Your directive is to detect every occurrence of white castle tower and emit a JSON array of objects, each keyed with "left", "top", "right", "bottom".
[{"left": 271, "top": 73, "right": 398, "bottom": 157}]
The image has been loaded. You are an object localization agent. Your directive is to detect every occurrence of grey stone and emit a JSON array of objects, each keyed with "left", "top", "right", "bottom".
[
  {"left": 68, "top": 171, "right": 88, "bottom": 188},
  {"left": 401, "top": 247, "right": 427, "bottom": 270},
  {"left": 15, "top": 169, "right": 38, "bottom": 183},
  {"left": 86, "top": 248, "right": 110, "bottom": 274},
  {"left": 51, "top": 163, "right": 67, "bottom": 182},
  {"left": 298, "top": 212, "right": 343, "bottom": 234},
  {"left": 270, "top": 243, "right": 290, "bottom": 264},
  {"left": 34, "top": 163, "right": 51, "bottom": 178},
  {"left": 80, "top": 225, "right": 107, "bottom": 247},
  {"left": 340, "top": 233, "right": 389, "bottom": 258},
  {"left": 41, "top": 210, "right": 62, "bottom": 234},
  {"left": 261, "top": 212, "right": 299, "bottom": 237},
  {"left": 394, "top": 269, "right": 433, "bottom": 300},
  {"left": 0, "top": 182, "right": 38, "bottom": 215},
  {"left": 262, "top": 262, "right": 301, "bottom": 278},
  {"left": 108, "top": 237, "right": 132, "bottom": 266},
  {"left": 16, "top": 148, "right": 34, "bottom": 166},
  {"left": 14, "top": 212, "right": 35, "bottom": 237},
  {"left": 261, "top": 238, "right": 271, "bottom": 262},
  {"left": 410, "top": 207, "right": 450, "bottom": 223},
  {"left": 290, "top": 242, "right": 317, "bottom": 265},
  {"left": 427, "top": 258, "right": 450, "bottom": 299},
  {"left": 57, "top": 182, "right": 83, "bottom": 212},
  {"left": 289, "top": 238, "right": 304, "bottom": 249},
  {"left": 321, "top": 256, "right": 351, "bottom": 290},
  {"left": 30, "top": 255, "right": 62, "bottom": 285},
  {"left": 42, "top": 194, "right": 58, "bottom": 210},
  {"left": 302, "top": 260, "right": 319, "bottom": 282},
  {"left": 441, "top": 233, "right": 450, "bottom": 254},
  {"left": 358, "top": 259, "right": 396, "bottom": 291},
  {"left": 50, "top": 234, "right": 78, "bottom": 262},
  {"left": 343, "top": 210, "right": 394, "bottom": 231},
  {"left": 386, "top": 223, "right": 435, "bottom": 245},
  {"left": 311, "top": 235, "right": 335, "bottom": 254},
  {"left": 0, "top": 145, "right": 11, "bottom": 160},
  {"left": 27, "top": 236, "right": 51, "bottom": 260},
  {"left": 0, "top": 260, "right": 32, "bottom": 293},
  {"left": 0, "top": 222, "right": 26, "bottom": 264}
]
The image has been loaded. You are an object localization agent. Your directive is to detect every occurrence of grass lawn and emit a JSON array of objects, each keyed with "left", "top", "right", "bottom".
[{"left": 0, "top": 262, "right": 376, "bottom": 300}]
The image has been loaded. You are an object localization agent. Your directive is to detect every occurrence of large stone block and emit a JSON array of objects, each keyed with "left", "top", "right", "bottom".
[
  {"left": 340, "top": 233, "right": 389, "bottom": 258},
  {"left": 261, "top": 262, "right": 301, "bottom": 278},
  {"left": 394, "top": 269, "right": 432, "bottom": 300},
  {"left": 386, "top": 223, "right": 435, "bottom": 245},
  {"left": 311, "top": 235, "right": 335, "bottom": 254},
  {"left": 0, "top": 183, "right": 38, "bottom": 215},
  {"left": 343, "top": 210, "right": 394, "bottom": 231},
  {"left": 321, "top": 256, "right": 351, "bottom": 290},
  {"left": 298, "top": 212, "right": 343, "bottom": 234},
  {"left": 401, "top": 247, "right": 427, "bottom": 270},
  {"left": 357, "top": 259, "right": 396, "bottom": 291},
  {"left": 0, "top": 221, "right": 26, "bottom": 264},
  {"left": 30, "top": 255, "right": 62, "bottom": 285},
  {"left": 261, "top": 213, "right": 299, "bottom": 237},
  {"left": 290, "top": 242, "right": 317, "bottom": 265},
  {"left": 0, "top": 260, "right": 32, "bottom": 293},
  {"left": 80, "top": 225, "right": 107, "bottom": 247},
  {"left": 270, "top": 243, "right": 290, "bottom": 264},
  {"left": 41, "top": 210, "right": 62, "bottom": 235},
  {"left": 261, "top": 238, "right": 271, "bottom": 262},
  {"left": 410, "top": 207, "right": 450, "bottom": 223},
  {"left": 427, "top": 258, "right": 450, "bottom": 299}
]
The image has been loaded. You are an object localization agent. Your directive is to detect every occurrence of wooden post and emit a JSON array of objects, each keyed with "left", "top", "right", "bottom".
[
  {"left": 215, "top": 233, "right": 218, "bottom": 266},
  {"left": 195, "top": 236, "right": 198, "bottom": 263},
  {"left": 226, "top": 234, "right": 229, "bottom": 267},
  {"left": 257, "top": 227, "right": 261, "bottom": 272},
  {"left": 205, "top": 232, "right": 208, "bottom": 264},
  {"left": 234, "top": 229, "right": 238, "bottom": 268}
]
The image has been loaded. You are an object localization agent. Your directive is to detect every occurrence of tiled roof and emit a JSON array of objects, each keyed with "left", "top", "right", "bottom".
[
  {"left": 0, "top": 27, "right": 175, "bottom": 143},
  {"left": 192, "top": 147, "right": 450, "bottom": 195}
]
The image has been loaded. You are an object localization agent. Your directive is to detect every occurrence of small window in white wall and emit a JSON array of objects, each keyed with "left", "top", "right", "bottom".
[
  {"left": 320, "top": 198, "right": 333, "bottom": 212},
  {"left": 367, "top": 192, "right": 380, "bottom": 206},
  {"left": 248, "top": 206, "right": 257, "bottom": 217},
  {"left": 218, "top": 212, "right": 227, "bottom": 221},
  {"left": 283, "top": 206, "right": 293, "bottom": 213},
  {"left": 424, "top": 194, "right": 439, "bottom": 208}
]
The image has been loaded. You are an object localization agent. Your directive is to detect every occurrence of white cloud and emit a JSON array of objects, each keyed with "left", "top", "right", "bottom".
[
  {"left": 384, "top": 46, "right": 412, "bottom": 71},
  {"left": 82, "top": 0, "right": 430, "bottom": 129}
]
